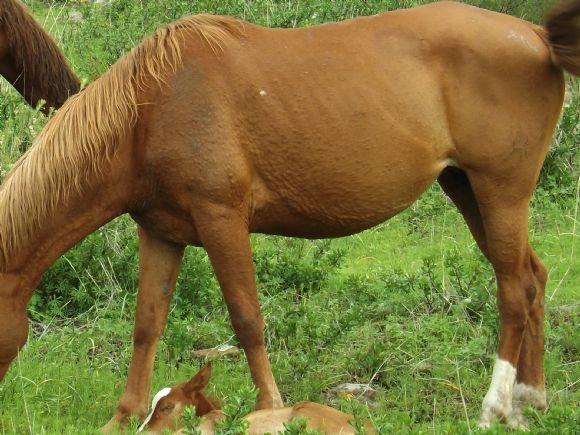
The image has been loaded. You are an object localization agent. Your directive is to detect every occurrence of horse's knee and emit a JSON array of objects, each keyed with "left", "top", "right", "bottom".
[{"left": 116, "top": 399, "right": 148, "bottom": 421}]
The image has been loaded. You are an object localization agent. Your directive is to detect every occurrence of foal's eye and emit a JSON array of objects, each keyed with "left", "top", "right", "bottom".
[{"left": 161, "top": 404, "right": 175, "bottom": 414}]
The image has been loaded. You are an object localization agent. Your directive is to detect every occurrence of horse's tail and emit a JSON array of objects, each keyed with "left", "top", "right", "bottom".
[{"left": 545, "top": 0, "right": 580, "bottom": 75}]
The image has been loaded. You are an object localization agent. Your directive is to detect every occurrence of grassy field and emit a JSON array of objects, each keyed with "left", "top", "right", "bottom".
[{"left": 0, "top": 1, "right": 578, "bottom": 433}]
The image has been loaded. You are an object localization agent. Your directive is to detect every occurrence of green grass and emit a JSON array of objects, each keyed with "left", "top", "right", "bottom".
[{"left": 0, "top": 1, "right": 578, "bottom": 434}]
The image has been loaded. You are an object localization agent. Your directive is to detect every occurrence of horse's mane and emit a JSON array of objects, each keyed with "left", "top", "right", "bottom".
[
  {"left": 0, "top": 0, "right": 79, "bottom": 108},
  {"left": 0, "top": 14, "right": 244, "bottom": 270}
]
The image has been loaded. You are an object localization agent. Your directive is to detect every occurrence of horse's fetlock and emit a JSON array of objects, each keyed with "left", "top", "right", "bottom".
[{"left": 117, "top": 399, "right": 147, "bottom": 420}]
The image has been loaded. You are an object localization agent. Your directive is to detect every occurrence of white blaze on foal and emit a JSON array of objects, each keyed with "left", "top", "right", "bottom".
[
  {"left": 138, "top": 387, "right": 172, "bottom": 432},
  {"left": 479, "top": 358, "right": 517, "bottom": 428}
]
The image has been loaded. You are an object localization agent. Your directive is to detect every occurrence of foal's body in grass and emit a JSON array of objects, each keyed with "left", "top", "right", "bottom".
[
  {"left": 0, "top": 0, "right": 578, "bottom": 430},
  {"left": 0, "top": 0, "right": 79, "bottom": 111},
  {"left": 140, "top": 365, "right": 373, "bottom": 434}
]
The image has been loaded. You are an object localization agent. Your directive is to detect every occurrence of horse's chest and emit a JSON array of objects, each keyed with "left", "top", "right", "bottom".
[{"left": 131, "top": 207, "right": 201, "bottom": 246}]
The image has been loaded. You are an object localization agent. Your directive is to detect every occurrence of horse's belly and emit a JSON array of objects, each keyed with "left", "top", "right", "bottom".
[{"left": 249, "top": 141, "right": 447, "bottom": 238}]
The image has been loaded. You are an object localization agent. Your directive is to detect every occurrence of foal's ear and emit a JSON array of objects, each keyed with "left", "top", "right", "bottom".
[{"left": 184, "top": 363, "right": 212, "bottom": 394}]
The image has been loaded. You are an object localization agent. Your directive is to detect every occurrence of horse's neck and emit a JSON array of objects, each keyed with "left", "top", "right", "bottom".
[
  {"left": 0, "top": 50, "right": 62, "bottom": 114},
  {"left": 0, "top": 4, "right": 79, "bottom": 112},
  {"left": 0, "top": 32, "right": 24, "bottom": 101},
  {"left": 0, "top": 30, "right": 40, "bottom": 110},
  {"left": 0, "top": 174, "right": 131, "bottom": 298}
]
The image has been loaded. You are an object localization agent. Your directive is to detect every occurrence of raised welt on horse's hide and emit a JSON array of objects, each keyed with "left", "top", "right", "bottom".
[
  {"left": 0, "top": 0, "right": 79, "bottom": 112},
  {"left": 0, "top": 0, "right": 578, "bottom": 431}
]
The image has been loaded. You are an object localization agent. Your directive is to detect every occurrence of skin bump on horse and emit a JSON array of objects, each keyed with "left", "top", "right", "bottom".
[
  {"left": 0, "top": 0, "right": 80, "bottom": 112},
  {"left": 0, "top": 0, "right": 578, "bottom": 431},
  {"left": 138, "top": 364, "right": 375, "bottom": 434}
]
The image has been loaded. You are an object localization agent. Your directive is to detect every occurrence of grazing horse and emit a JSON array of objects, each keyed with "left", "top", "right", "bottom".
[
  {"left": 139, "top": 364, "right": 373, "bottom": 434},
  {"left": 0, "top": 0, "right": 577, "bottom": 430},
  {"left": 0, "top": 0, "right": 79, "bottom": 112}
]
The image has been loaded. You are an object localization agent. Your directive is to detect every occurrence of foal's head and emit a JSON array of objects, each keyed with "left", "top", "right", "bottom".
[{"left": 138, "top": 363, "right": 219, "bottom": 433}]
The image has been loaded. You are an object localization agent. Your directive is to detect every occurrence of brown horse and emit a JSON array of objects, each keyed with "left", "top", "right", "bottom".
[
  {"left": 0, "top": 0, "right": 79, "bottom": 112},
  {"left": 0, "top": 0, "right": 577, "bottom": 430},
  {"left": 139, "top": 364, "right": 374, "bottom": 434}
]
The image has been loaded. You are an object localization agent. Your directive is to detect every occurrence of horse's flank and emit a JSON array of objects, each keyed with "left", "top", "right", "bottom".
[
  {"left": 0, "top": 14, "right": 243, "bottom": 271},
  {"left": 0, "top": 0, "right": 79, "bottom": 110}
]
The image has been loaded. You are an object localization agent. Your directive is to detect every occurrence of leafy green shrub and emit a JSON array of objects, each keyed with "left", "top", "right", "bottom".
[
  {"left": 31, "top": 217, "right": 139, "bottom": 320},
  {"left": 254, "top": 238, "right": 345, "bottom": 301},
  {"left": 214, "top": 385, "right": 255, "bottom": 434},
  {"left": 536, "top": 80, "right": 580, "bottom": 206},
  {"left": 283, "top": 417, "right": 321, "bottom": 434}
]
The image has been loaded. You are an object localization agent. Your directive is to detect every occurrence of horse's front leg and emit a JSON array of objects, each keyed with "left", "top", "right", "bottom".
[
  {"left": 101, "top": 226, "right": 184, "bottom": 432},
  {"left": 196, "top": 205, "right": 284, "bottom": 410}
]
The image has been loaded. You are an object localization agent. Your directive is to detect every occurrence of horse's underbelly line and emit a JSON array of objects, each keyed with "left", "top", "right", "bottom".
[
  {"left": 249, "top": 157, "right": 447, "bottom": 238},
  {"left": 250, "top": 198, "right": 415, "bottom": 238}
]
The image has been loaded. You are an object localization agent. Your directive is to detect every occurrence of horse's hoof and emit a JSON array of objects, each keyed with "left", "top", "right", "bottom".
[
  {"left": 478, "top": 399, "right": 512, "bottom": 429},
  {"left": 479, "top": 395, "right": 513, "bottom": 428},
  {"left": 507, "top": 406, "right": 529, "bottom": 431},
  {"left": 478, "top": 407, "right": 496, "bottom": 429},
  {"left": 478, "top": 404, "right": 529, "bottom": 430}
]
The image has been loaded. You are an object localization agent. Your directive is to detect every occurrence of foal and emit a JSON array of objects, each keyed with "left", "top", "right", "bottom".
[{"left": 140, "top": 364, "right": 374, "bottom": 434}]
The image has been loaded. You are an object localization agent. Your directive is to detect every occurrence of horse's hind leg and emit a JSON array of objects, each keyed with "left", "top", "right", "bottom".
[
  {"left": 513, "top": 246, "right": 548, "bottom": 411},
  {"left": 439, "top": 168, "right": 548, "bottom": 426},
  {"left": 466, "top": 198, "right": 525, "bottom": 426}
]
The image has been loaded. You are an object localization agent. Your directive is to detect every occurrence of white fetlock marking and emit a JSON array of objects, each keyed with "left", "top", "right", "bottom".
[
  {"left": 478, "top": 357, "right": 517, "bottom": 428},
  {"left": 137, "top": 387, "right": 172, "bottom": 432},
  {"left": 513, "top": 383, "right": 547, "bottom": 409}
]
